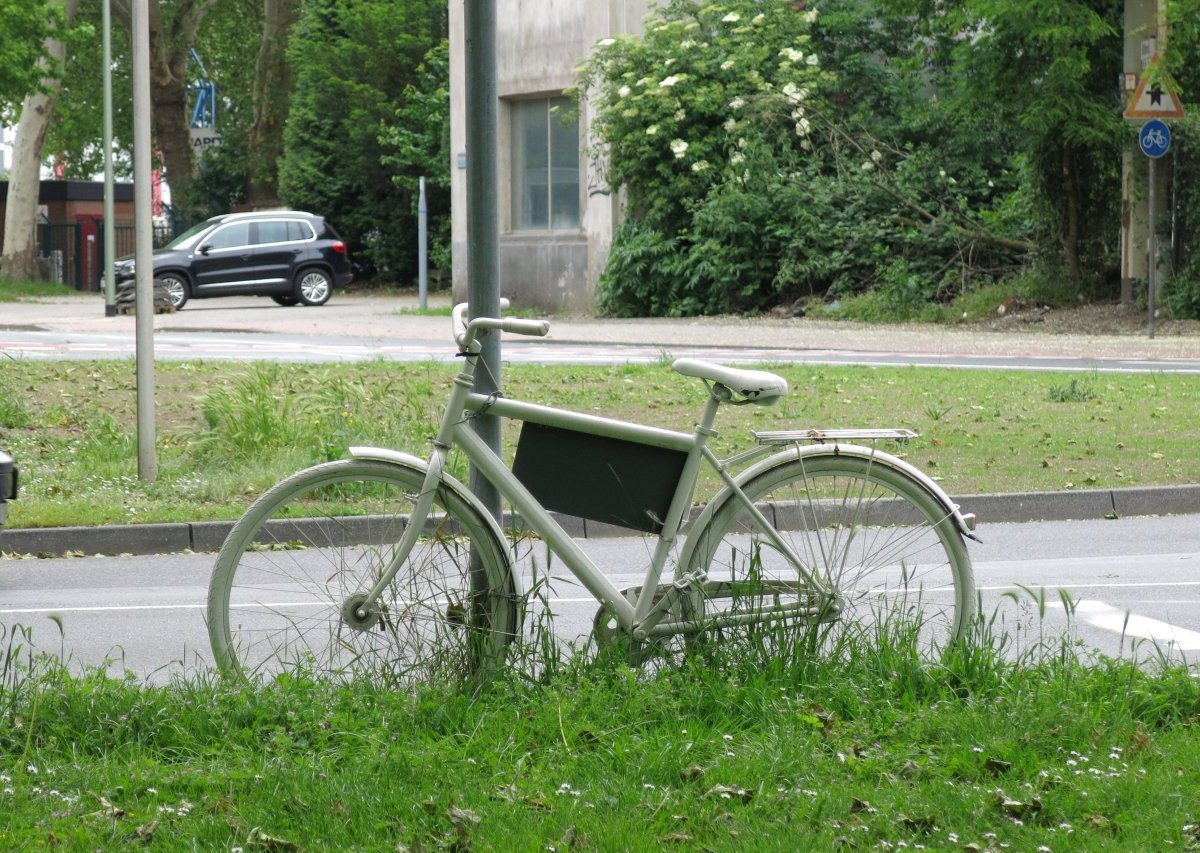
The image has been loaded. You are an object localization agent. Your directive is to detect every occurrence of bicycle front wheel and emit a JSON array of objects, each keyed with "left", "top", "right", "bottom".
[
  {"left": 208, "top": 459, "right": 517, "bottom": 684},
  {"left": 688, "top": 453, "right": 974, "bottom": 657}
]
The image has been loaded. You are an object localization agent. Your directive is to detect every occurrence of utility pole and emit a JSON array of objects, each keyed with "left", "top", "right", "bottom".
[
  {"left": 464, "top": 0, "right": 502, "bottom": 519},
  {"left": 102, "top": 0, "right": 117, "bottom": 317},
  {"left": 133, "top": 0, "right": 157, "bottom": 481}
]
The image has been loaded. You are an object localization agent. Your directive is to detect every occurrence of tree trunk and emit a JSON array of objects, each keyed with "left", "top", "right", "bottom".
[
  {"left": 112, "top": 0, "right": 219, "bottom": 220},
  {"left": 245, "top": 0, "right": 300, "bottom": 207},
  {"left": 1059, "top": 143, "right": 1082, "bottom": 282},
  {"left": 0, "top": 0, "right": 77, "bottom": 282}
]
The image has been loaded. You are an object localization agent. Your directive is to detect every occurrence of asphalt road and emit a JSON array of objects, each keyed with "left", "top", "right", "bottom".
[
  {"left": 3, "top": 514, "right": 1199, "bottom": 683},
  {"left": 6, "top": 292, "right": 1200, "bottom": 370}
]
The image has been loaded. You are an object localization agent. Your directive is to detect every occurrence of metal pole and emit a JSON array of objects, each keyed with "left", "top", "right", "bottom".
[
  {"left": 132, "top": 0, "right": 156, "bottom": 480},
  {"left": 418, "top": 176, "right": 428, "bottom": 310},
  {"left": 1148, "top": 156, "right": 1156, "bottom": 339},
  {"left": 102, "top": 0, "right": 117, "bottom": 317},
  {"left": 464, "top": 0, "right": 501, "bottom": 519}
]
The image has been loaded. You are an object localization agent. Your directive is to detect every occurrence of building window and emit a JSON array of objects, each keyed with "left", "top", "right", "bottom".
[{"left": 511, "top": 97, "right": 579, "bottom": 231}]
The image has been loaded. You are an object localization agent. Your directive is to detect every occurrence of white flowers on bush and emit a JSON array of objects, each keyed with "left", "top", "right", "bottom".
[
  {"left": 658, "top": 75, "right": 680, "bottom": 88},
  {"left": 723, "top": 118, "right": 738, "bottom": 132},
  {"left": 871, "top": 150, "right": 883, "bottom": 163},
  {"left": 720, "top": 59, "right": 735, "bottom": 71},
  {"left": 646, "top": 125, "right": 659, "bottom": 136},
  {"left": 691, "top": 160, "right": 710, "bottom": 172},
  {"left": 861, "top": 161, "right": 874, "bottom": 171},
  {"left": 617, "top": 85, "right": 631, "bottom": 98},
  {"left": 782, "top": 82, "right": 809, "bottom": 104},
  {"left": 779, "top": 48, "right": 804, "bottom": 63},
  {"left": 729, "top": 96, "right": 746, "bottom": 109},
  {"left": 794, "top": 117, "right": 811, "bottom": 136},
  {"left": 806, "top": 53, "right": 820, "bottom": 66},
  {"left": 670, "top": 138, "right": 689, "bottom": 158},
  {"left": 722, "top": 12, "right": 740, "bottom": 23},
  {"left": 730, "top": 151, "right": 745, "bottom": 165},
  {"left": 803, "top": 9, "right": 818, "bottom": 23}
]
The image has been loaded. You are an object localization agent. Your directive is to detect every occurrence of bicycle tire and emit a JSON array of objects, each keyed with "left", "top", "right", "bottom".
[
  {"left": 686, "top": 453, "right": 974, "bottom": 657},
  {"left": 208, "top": 459, "right": 517, "bottom": 684}
]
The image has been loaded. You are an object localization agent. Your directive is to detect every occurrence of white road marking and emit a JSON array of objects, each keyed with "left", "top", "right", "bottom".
[{"left": 1048, "top": 599, "right": 1200, "bottom": 650}]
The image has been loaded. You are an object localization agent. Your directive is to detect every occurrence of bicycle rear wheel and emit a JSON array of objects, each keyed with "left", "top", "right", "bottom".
[
  {"left": 687, "top": 453, "right": 974, "bottom": 657},
  {"left": 208, "top": 459, "right": 517, "bottom": 684}
]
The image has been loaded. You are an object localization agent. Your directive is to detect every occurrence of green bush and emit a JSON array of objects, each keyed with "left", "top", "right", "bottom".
[{"left": 577, "top": 0, "right": 1036, "bottom": 317}]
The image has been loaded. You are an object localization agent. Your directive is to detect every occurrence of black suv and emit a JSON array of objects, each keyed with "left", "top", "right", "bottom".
[{"left": 112, "top": 210, "right": 353, "bottom": 310}]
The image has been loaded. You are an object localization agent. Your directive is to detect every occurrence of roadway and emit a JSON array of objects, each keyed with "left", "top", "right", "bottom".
[
  {"left": 5, "top": 292, "right": 1200, "bottom": 371},
  {"left": 3, "top": 514, "right": 1199, "bottom": 683}
]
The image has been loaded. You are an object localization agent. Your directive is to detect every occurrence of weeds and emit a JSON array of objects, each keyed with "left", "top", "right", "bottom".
[
  {"left": 1047, "top": 376, "right": 1097, "bottom": 403},
  {"left": 2, "top": 597, "right": 1198, "bottom": 848}
]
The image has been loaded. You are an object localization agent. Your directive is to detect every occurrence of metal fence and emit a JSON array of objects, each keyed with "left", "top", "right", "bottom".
[{"left": 37, "top": 221, "right": 178, "bottom": 291}]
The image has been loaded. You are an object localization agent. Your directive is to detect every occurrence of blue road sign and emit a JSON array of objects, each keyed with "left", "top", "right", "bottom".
[{"left": 1139, "top": 119, "right": 1171, "bottom": 159}]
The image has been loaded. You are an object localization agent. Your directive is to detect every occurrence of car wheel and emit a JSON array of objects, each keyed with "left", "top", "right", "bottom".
[
  {"left": 295, "top": 268, "right": 333, "bottom": 306},
  {"left": 271, "top": 295, "right": 300, "bottom": 307},
  {"left": 159, "top": 273, "right": 189, "bottom": 310}
]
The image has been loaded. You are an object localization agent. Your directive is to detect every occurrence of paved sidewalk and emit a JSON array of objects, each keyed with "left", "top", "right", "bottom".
[{"left": 7, "top": 291, "right": 1200, "bottom": 361}]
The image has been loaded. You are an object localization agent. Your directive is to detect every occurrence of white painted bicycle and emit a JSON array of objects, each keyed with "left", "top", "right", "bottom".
[{"left": 207, "top": 304, "right": 978, "bottom": 682}]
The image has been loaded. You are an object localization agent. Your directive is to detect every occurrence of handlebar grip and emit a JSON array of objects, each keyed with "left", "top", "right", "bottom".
[
  {"left": 452, "top": 300, "right": 545, "bottom": 348},
  {"left": 452, "top": 303, "right": 470, "bottom": 348},
  {"left": 501, "top": 318, "right": 550, "bottom": 337}
]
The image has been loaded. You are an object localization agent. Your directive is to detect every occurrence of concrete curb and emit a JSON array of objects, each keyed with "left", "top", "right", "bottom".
[
  {"left": 959, "top": 484, "right": 1200, "bottom": 524},
  {"left": 2, "top": 485, "right": 1197, "bottom": 558}
]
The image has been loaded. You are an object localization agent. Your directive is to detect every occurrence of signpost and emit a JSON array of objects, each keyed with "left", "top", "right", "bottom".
[
  {"left": 1124, "top": 57, "right": 1186, "bottom": 339},
  {"left": 1138, "top": 120, "right": 1170, "bottom": 338}
]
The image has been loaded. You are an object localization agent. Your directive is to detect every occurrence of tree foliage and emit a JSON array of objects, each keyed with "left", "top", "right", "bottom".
[
  {"left": 0, "top": 0, "right": 54, "bottom": 124},
  {"left": 578, "top": 0, "right": 1031, "bottom": 316},
  {"left": 378, "top": 41, "right": 453, "bottom": 273},
  {"left": 278, "top": 0, "right": 448, "bottom": 279},
  {"left": 579, "top": 0, "right": 1132, "bottom": 317},
  {"left": 1161, "top": 0, "right": 1200, "bottom": 318}
]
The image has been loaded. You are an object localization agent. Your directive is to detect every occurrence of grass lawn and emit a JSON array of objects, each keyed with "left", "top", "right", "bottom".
[
  {"left": 2, "top": 357, "right": 1198, "bottom": 850},
  {"left": 1, "top": 359, "right": 1196, "bottom": 529}
]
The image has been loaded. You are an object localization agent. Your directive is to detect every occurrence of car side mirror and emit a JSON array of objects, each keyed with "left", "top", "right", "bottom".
[{"left": 199, "top": 244, "right": 211, "bottom": 255}]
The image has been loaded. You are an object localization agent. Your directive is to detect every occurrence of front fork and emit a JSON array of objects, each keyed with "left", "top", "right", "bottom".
[
  {"left": 348, "top": 369, "right": 479, "bottom": 627},
  {"left": 348, "top": 441, "right": 453, "bottom": 627}
]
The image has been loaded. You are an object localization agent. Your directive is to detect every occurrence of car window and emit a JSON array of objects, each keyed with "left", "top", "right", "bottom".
[
  {"left": 289, "top": 220, "right": 316, "bottom": 241},
  {"left": 204, "top": 222, "right": 251, "bottom": 251},
  {"left": 164, "top": 218, "right": 221, "bottom": 250},
  {"left": 254, "top": 221, "right": 291, "bottom": 245}
]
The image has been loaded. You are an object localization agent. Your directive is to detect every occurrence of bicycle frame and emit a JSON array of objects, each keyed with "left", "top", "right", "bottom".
[{"left": 352, "top": 318, "right": 817, "bottom": 642}]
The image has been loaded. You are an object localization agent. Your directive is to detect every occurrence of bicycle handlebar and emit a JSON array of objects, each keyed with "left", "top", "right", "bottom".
[{"left": 453, "top": 301, "right": 550, "bottom": 351}]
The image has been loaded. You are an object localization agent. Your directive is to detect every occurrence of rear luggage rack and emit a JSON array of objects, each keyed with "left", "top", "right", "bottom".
[{"left": 753, "top": 428, "right": 918, "bottom": 444}]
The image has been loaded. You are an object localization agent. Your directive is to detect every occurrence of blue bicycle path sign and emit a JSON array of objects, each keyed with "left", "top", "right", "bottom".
[{"left": 1139, "top": 119, "right": 1171, "bottom": 159}]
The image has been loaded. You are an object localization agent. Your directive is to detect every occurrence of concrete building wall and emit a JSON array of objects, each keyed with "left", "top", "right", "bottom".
[{"left": 449, "top": 0, "right": 651, "bottom": 314}]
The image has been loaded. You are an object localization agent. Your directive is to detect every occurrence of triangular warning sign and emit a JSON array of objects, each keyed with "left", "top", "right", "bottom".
[{"left": 1124, "top": 59, "right": 1186, "bottom": 119}]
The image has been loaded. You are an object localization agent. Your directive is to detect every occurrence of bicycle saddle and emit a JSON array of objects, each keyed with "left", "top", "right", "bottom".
[{"left": 672, "top": 358, "right": 789, "bottom": 405}]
